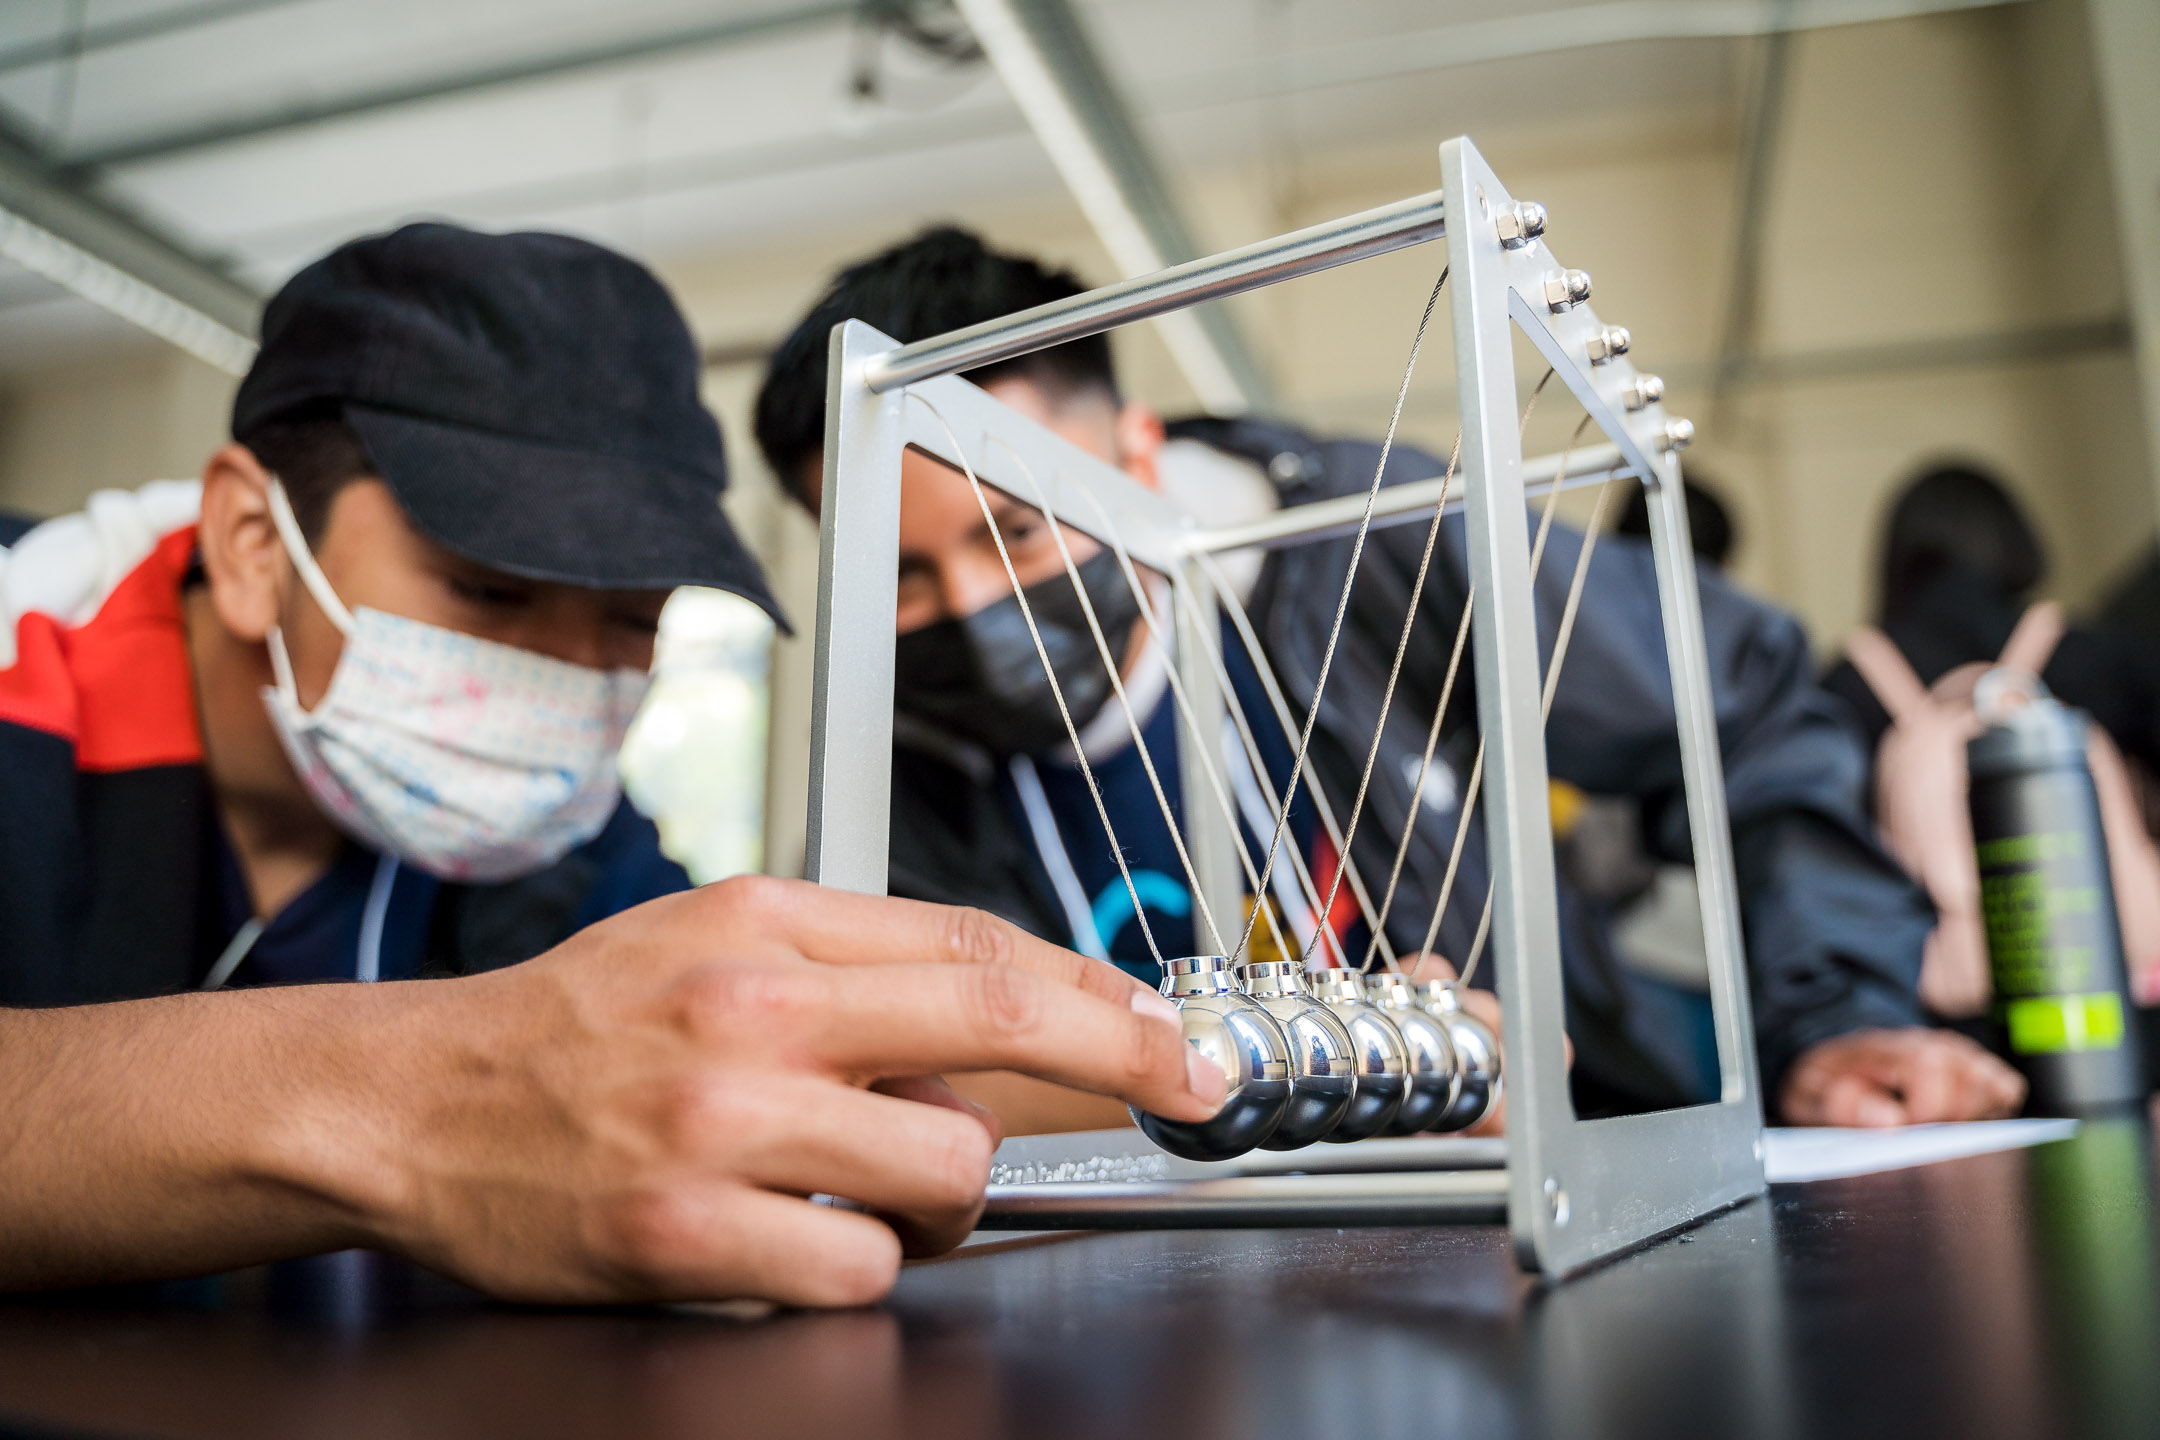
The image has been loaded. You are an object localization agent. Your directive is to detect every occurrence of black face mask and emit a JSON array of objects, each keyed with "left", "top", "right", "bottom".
[{"left": 894, "top": 548, "right": 1145, "bottom": 757}]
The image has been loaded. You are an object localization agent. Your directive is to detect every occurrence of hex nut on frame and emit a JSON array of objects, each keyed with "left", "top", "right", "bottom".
[
  {"left": 1623, "top": 375, "right": 1665, "bottom": 412},
  {"left": 1657, "top": 418, "right": 1696, "bottom": 452},
  {"left": 1586, "top": 326, "right": 1630, "bottom": 364},
  {"left": 1544, "top": 269, "right": 1592, "bottom": 312},
  {"left": 1496, "top": 201, "right": 1546, "bottom": 249}
]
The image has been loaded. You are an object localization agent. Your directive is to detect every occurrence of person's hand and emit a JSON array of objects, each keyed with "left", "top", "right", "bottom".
[
  {"left": 1776, "top": 1026, "right": 2026, "bottom": 1127},
  {"left": 310, "top": 877, "right": 1225, "bottom": 1307}
]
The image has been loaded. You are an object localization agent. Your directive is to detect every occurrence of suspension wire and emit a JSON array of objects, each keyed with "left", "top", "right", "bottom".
[
  {"left": 1367, "top": 390, "right": 1620, "bottom": 971},
  {"left": 905, "top": 392, "right": 1163, "bottom": 968},
  {"left": 1398, "top": 372, "right": 1563, "bottom": 974},
  {"left": 1058, "top": 476, "right": 1303, "bottom": 967},
  {"left": 1413, "top": 393, "right": 1588, "bottom": 971},
  {"left": 1300, "top": 428, "right": 1464, "bottom": 973},
  {"left": 1453, "top": 461, "right": 1627, "bottom": 990},
  {"left": 1459, "top": 893, "right": 1495, "bottom": 987},
  {"left": 1231, "top": 263, "right": 1451, "bottom": 966},
  {"left": 1200, "top": 551, "right": 1396, "bottom": 969},
  {"left": 1162, "top": 562, "right": 1354, "bottom": 967},
  {"left": 986, "top": 438, "right": 1239, "bottom": 958},
  {"left": 1362, "top": 473, "right": 1474, "bottom": 971}
]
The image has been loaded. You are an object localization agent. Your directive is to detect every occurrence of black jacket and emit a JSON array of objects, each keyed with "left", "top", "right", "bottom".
[{"left": 889, "top": 417, "right": 1934, "bottom": 1109}]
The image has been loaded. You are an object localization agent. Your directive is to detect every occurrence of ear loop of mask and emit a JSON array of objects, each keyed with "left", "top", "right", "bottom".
[
  {"left": 214, "top": 480, "right": 400, "bottom": 990},
  {"left": 263, "top": 477, "right": 357, "bottom": 715}
]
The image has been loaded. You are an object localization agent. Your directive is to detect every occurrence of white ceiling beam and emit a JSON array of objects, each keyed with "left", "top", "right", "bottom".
[
  {"left": 0, "top": 124, "right": 257, "bottom": 374},
  {"left": 0, "top": 0, "right": 306, "bottom": 78},
  {"left": 952, "top": 0, "right": 1271, "bottom": 415},
  {"left": 1183, "top": 0, "right": 2023, "bottom": 105},
  {"left": 60, "top": 2, "right": 859, "bottom": 173}
]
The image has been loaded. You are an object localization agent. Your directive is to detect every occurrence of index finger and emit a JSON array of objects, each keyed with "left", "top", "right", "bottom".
[
  {"left": 730, "top": 878, "right": 1153, "bottom": 1008},
  {"left": 768, "top": 962, "right": 1226, "bottom": 1122}
]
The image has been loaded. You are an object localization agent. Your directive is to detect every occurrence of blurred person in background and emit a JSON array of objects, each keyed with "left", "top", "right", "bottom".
[
  {"left": 1823, "top": 463, "right": 2160, "bottom": 778},
  {"left": 1824, "top": 461, "right": 2160, "bottom": 1039},
  {"left": 753, "top": 227, "right": 2025, "bottom": 1135},
  {"left": 2096, "top": 541, "right": 2160, "bottom": 642}
]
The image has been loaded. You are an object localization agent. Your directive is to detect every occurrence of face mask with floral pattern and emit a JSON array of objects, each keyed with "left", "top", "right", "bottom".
[{"left": 259, "top": 480, "right": 649, "bottom": 882}]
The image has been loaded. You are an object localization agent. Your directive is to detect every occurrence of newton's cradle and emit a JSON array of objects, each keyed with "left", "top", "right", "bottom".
[{"left": 806, "top": 137, "right": 1762, "bottom": 1278}]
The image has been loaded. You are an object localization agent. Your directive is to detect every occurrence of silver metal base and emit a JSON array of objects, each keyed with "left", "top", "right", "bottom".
[
  {"left": 979, "top": 1171, "right": 1508, "bottom": 1230},
  {"left": 979, "top": 1128, "right": 1510, "bottom": 1229}
]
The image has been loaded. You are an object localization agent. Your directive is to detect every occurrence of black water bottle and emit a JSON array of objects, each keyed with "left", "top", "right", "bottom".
[{"left": 1968, "top": 679, "right": 2146, "bottom": 1113}]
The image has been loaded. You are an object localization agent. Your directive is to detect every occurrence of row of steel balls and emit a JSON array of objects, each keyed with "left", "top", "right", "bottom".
[{"left": 1132, "top": 954, "right": 1503, "bottom": 1161}]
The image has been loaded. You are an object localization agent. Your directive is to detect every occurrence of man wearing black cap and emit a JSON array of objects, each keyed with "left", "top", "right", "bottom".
[
  {"left": 0, "top": 224, "right": 1226, "bottom": 1303},
  {"left": 0, "top": 223, "right": 794, "bottom": 998}
]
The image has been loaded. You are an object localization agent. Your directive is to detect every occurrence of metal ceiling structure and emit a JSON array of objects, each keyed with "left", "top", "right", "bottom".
[
  {"left": 0, "top": 0, "right": 2040, "bottom": 382},
  {"left": 54, "top": 2, "right": 861, "bottom": 172},
  {"left": 954, "top": 0, "right": 1271, "bottom": 412}
]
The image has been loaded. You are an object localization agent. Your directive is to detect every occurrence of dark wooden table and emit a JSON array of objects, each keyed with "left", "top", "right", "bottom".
[{"left": 4, "top": 1113, "right": 2156, "bottom": 1440}]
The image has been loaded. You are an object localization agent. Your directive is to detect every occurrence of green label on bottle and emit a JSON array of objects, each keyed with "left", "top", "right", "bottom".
[
  {"left": 1977, "top": 830, "right": 2105, "bottom": 997},
  {"left": 1975, "top": 832, "right": 2086, "bottom": 867},
  {"left": 2002, "top": 992, "right": 2125, "bottom": 1055}
]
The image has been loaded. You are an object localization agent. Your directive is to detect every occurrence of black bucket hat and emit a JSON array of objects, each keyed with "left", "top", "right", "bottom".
[{"left": 233, "top": 221, "right": 784, "bottom": 626}]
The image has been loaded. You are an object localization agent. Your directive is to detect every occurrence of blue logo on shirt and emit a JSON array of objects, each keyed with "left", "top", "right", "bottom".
[{"left": 1091, "top": 869, "right": 1191, "bottom": 948}]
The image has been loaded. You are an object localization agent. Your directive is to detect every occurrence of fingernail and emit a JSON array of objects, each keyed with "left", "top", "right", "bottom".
[
  {"left": 1131, "top": 988, "right": 1181, "bottom": 1029},
  {"left": 1185, "top": 1047, "right": 1229, "bottom": 1110}
]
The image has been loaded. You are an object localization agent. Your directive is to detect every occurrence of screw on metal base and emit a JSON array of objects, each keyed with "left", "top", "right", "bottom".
[
  {"left": 1622, "top": 375, "right": 1664, "bottom": 411},
  {"left": 1657, "top": 418, "right": 1695, "bottom": 452}
]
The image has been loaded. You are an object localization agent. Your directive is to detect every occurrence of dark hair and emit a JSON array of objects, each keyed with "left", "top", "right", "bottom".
[
  {"left": 236, "top": 403, "right": 378, "bottom": 543},
  {"left": 1615, "top": 468, "right": 1737, "bottom": 568},
  {"left": 752, "top": 227, "right": 1117, "bottom": 505},
  {"left": 1877, "top": 462, "right": 2043, "bottom": 618}
]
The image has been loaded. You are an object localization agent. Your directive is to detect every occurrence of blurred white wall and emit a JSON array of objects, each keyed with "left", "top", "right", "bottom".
[{"left": 0, "top": 343, "right": 235, "bottom": 515}]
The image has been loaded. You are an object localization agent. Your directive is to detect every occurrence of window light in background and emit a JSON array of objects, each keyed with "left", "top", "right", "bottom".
[{"left": 619, "top": 586, "right": 773, "bottom": 884}]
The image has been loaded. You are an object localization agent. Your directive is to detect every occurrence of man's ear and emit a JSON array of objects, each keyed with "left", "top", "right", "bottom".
[
  {"left": 196, "top": 443, "right": 287, "bottom": 644},
  {"left": 1115, "top": 402, "right": 1166, "bottom": 492}
]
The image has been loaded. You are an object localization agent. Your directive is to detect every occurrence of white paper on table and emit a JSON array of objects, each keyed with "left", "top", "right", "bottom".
[{"left": 1761, "top": 1118, "right": 2080, "bottom": 1183}]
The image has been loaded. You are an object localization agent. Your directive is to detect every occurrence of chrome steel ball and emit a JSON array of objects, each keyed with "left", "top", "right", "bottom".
[
  {"left": 1417, "top": 978, "right": 1502, "bottom": 1132},
  {"left": 1238, "top": 959, "right": 1357, "bottom": 1150},
  {"left": 1364, "top": 971, "right": 1461, "bottom": 1134},
  {"left": 1304, "top": 968, "right": 1410, "bottom": 1142},
  {"left": 1131, "top": 956, "right": 1292, "bottom": 1161}
]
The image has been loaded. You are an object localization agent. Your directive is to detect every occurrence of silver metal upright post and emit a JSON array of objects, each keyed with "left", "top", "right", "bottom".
[
  {"left": 1645, "top": 456, "right": 1761, "bottom": 1108},
  {"left": 805, "top": 321, "right": 908, "bottom": 894},
  {"left": 1173, "top": 561, "right": 1243, "bottom": 953},
  {"left": 1438, "top": 138, "right": 1573, "bottom": 1271}
]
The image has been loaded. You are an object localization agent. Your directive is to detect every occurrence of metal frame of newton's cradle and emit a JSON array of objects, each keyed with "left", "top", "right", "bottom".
[{"left": 807, "top": 136, "right": 1765, "bottom": 1278}]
